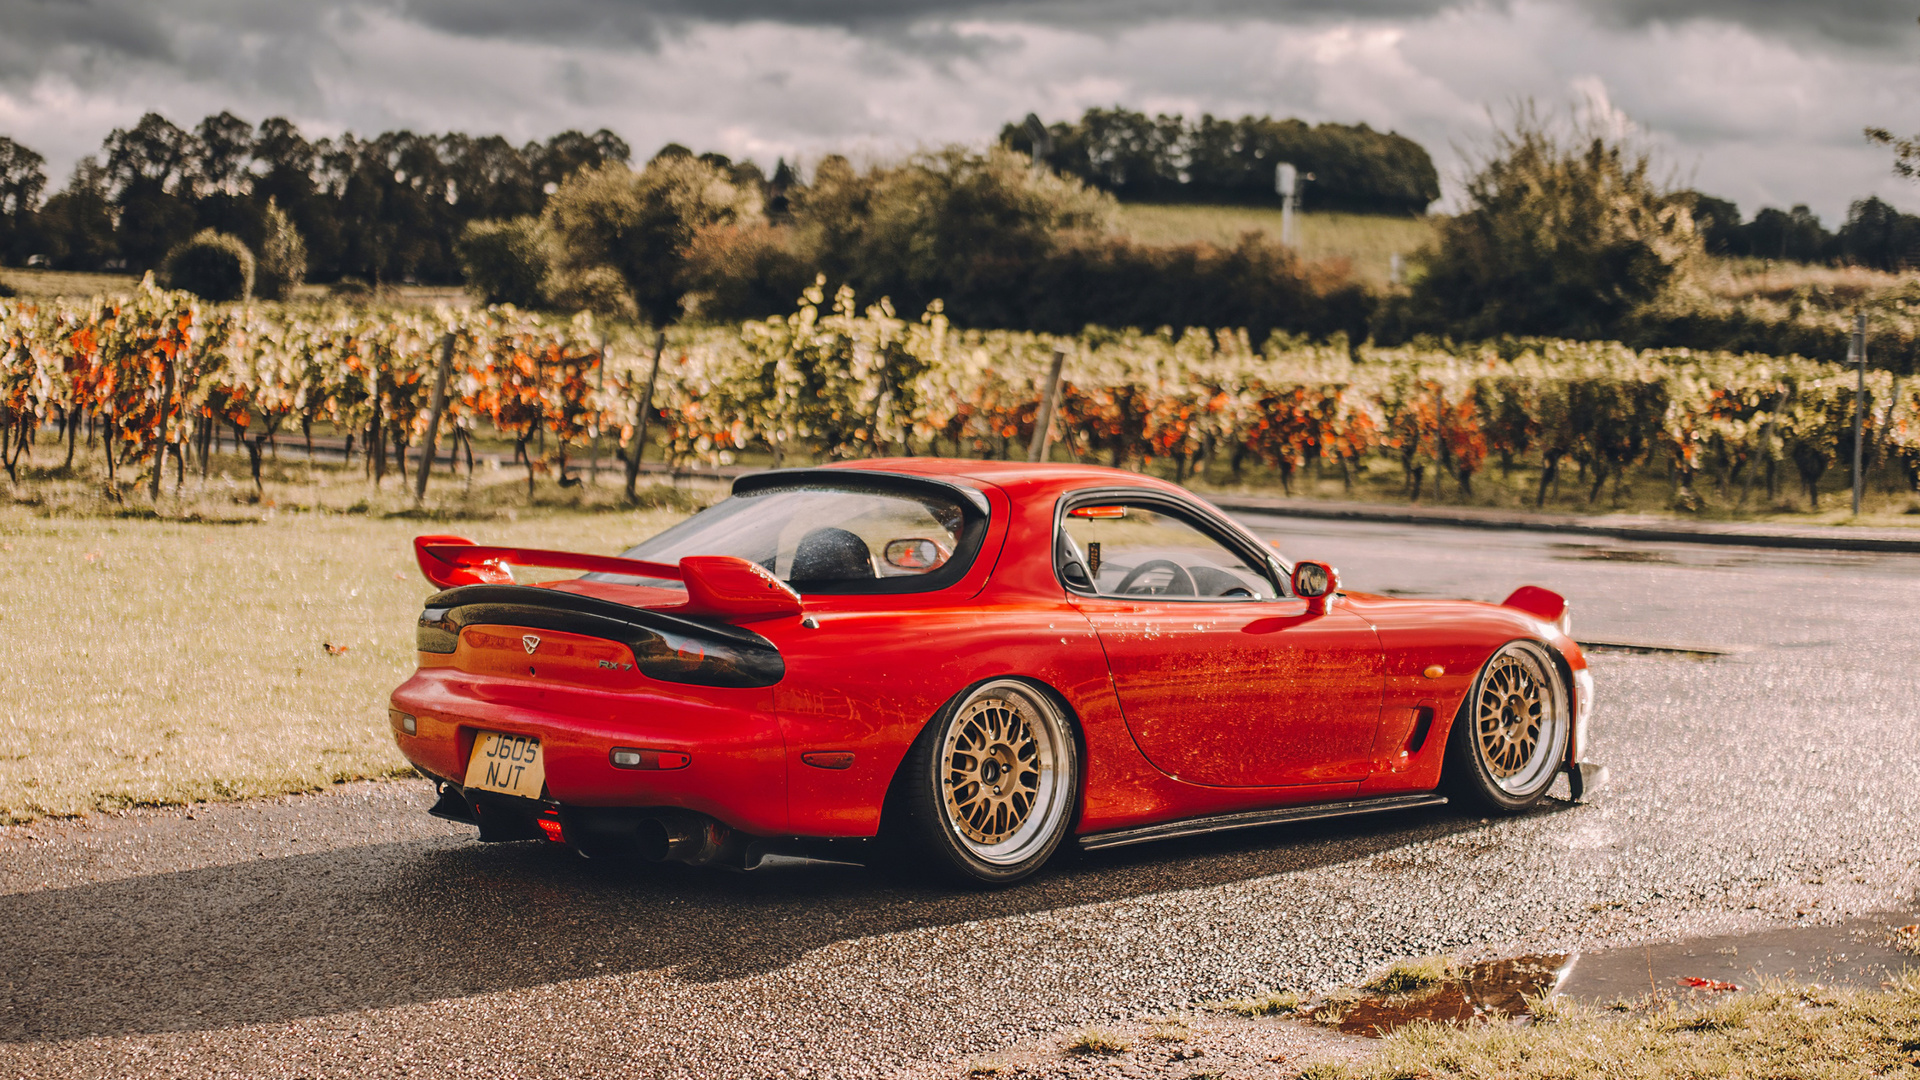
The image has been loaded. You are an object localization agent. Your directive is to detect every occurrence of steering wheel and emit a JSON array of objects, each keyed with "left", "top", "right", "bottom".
[{"left": 1114, "top": 559, "right": 1197, "bottom": 596}]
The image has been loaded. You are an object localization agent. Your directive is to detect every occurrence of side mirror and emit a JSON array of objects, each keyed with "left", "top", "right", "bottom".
[
  {"left": 883, "top": 537, "right": 948, "bottom": 571},
  {"left": 1291, "top": 561, "right": 1341, "bottom": 616}
]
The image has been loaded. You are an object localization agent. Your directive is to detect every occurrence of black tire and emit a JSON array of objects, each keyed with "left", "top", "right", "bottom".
[
  {"left": 1443, "top": 640, "right": 1571, "bottom": 813},
  {"left": 893, "top": 679, "right": 1080, "bottom": 886}
]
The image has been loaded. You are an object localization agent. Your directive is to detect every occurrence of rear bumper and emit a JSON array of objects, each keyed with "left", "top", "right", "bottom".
[
  {"left": 418, "top": 775, "right": 869, "bottom": 869},
  {"left": 388, "top": 668, "right": 789, "bottom": 836}
]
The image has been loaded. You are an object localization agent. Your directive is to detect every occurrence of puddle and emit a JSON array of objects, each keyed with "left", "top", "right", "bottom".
[
  {"left": 1312, "top": 914, "right": 1920, "bottom": 1039},
  {"left": 1318, "top": 955, "right": 1573, "bottom": 1037},
  {"left": 1559, "top": 914, "right": 1920, "bottom": 1002}
]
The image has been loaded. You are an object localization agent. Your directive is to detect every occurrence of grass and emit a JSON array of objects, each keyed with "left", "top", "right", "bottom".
[
  {"left": 1363, "top": 955, "right": 1461, "bottom": 997},
  {"left": 1699, "top": 257, "right": 1918, "bottom": 306},
  {"left": 1310, "top": 979, "right": 1920, "bottom": 1080},
  {"left": 1213, "top": 990, "right": 1302, "bottom": 1017},
  {"left": 1113, "top": 204, "right": 1436, "bottom": 289},
  {"left": 0, "top": 456, "right": 704, "bottom": 824},
  {"left": 1065, "top": 1027, "right": 1130, "bottom": 1055},
  {"left": 0, "top": 267, "right": 474, "bottom": 308}
]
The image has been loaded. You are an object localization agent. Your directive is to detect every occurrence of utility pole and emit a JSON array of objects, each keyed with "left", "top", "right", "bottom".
[
  {"left": 1276, "top": 162, "right": 1298, "bottom": 247},
  {"left": 1850, "top": 310, "right": 1867, "bottom": 516},
  {"left": 1027, "top": 348, "right": 1067, "bottom": 464}
]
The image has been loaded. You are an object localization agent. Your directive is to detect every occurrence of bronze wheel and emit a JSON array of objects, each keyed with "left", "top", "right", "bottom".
[
  {"left": 1446, "top": 641, "right": 1570, "bottom": 811},
  {"left": 897, "top": 679, "right": 1079, "bottom": 885}
]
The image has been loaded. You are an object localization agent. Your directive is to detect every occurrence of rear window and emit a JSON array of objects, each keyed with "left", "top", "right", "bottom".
[{"left": 594, "top": 483, "right": 986, "bottom": 595}]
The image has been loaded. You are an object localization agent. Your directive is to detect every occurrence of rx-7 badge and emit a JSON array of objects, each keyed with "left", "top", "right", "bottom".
[{"left": 522, "top": 635, "right": 541, "bottom": 654}]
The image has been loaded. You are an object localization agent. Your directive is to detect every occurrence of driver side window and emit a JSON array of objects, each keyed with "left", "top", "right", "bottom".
[{"left": 1059, "top": 502, "right": 1278, "bottom": 600}]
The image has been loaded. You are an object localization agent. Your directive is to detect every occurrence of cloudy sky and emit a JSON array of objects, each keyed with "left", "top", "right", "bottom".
[{"left": 2, "top": 0, "right": 1919, "bottom": 221}]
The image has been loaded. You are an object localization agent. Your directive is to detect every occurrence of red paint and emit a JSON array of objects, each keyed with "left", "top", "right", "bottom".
[{"left": 388, "top": 459, "right": 1593, "bottom": 851}]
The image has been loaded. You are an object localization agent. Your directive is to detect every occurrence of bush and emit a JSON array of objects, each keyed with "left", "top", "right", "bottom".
[
  {"left": 457, "top": 216, "right": 552, "bottom": 307},
  {"left": 1002, "top": 233, "right": 1373, "bottom": 345},
  {"left": 795, "top": 146, "right": 1114, "bottom": 318},
  {"left": 157, "top": 229, "right": 254, "bottom": 301},
  {"left": 542, "top": 264, "right": 636, "bottom": 318},
  {"left": 253, "top": 198, "right": 307, "bottom": 300},
  {"left": 1404, "top": 105, "right": 1700, "bottom": 341},
  {"left": 678, "top": 221, "right": 812, "bottom": 321}
]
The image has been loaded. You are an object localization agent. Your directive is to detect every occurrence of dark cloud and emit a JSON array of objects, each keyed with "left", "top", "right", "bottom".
[
  {"left": 386, "top": 0, "right": 1920, "bottom": 51},
  {"left": 1587, "top": 0, "right": 1920, "bottom": 47},
  {"left": 2, "top": 0, "right": 1913, "bottom": 76}
]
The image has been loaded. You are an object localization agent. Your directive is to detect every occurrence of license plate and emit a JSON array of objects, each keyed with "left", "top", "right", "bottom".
[{"left": 464, "top": 732, "right": 546, "bottom": 800}]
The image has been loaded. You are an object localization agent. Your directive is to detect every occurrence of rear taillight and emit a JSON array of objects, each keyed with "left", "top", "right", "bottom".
[
  {"left": 414, "top": 585, "right": 785, "bottom": 687},
  {"left": 611, "top": 747, "right": 691, "bottom": 770},
  {"left": 630, "top": 627, "right": 780, "bottom": 687}
]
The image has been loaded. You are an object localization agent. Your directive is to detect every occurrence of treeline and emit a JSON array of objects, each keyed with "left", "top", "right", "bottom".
[
  {"left": 1690, "top": 193, "right": 1920, "bottom": 271},
  {"left": 1000, "top": 108, "right": 1441, "bottom": 215},
  {"left": 462, "top": 146, "right": 1373, "bottom": 345},
  {"left": 0, "top": 114, "right": 636, "bottom": 283}
]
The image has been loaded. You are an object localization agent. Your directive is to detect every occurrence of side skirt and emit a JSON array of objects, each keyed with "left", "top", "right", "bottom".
[{"left": 1077, "top": 793, "right": 1449, "bottom": 853}]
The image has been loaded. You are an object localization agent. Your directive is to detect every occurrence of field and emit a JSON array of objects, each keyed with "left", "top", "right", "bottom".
[
  {"left": 1113, "top": 204, "right": 1437, "bottom": 288},
  {"left": 0, "top": 460, "right": 706, "bottom": 823},
  {"left": 0, "top": 266, "right": 471, "bottom": 307}
]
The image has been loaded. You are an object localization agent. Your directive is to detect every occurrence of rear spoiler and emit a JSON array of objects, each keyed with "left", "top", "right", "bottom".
[{"left": 413, "top": 535, "right": 803, "bottom": 622}]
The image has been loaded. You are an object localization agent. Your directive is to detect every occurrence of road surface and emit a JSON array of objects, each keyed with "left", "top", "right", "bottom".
[{"left": 4, "top": 518, "right": 1917, "bottom": 1078}]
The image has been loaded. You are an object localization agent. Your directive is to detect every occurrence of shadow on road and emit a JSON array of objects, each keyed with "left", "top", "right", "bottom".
[{"left": 2, "top": 802, "right": 1563, "bottom": 1043}]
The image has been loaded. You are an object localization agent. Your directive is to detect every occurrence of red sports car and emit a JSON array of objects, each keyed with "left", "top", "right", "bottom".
[{"left": 388, "top": 460, "right": 1601, "bottom": 884}]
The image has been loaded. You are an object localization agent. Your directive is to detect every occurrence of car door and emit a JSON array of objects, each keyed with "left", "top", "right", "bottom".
[{"left": 1059, "top": 495, "right": 1384, "bottom": 788}]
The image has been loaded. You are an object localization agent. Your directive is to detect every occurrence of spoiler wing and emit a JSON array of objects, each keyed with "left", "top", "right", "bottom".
[{"left": 413, "top": 535, "right": 802, "bottom": 622}]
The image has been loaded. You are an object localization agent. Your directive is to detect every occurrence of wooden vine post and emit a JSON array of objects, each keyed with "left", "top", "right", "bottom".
[
  {"left": 623, "top": 331, "right": 667, "bottom": 502},
  {"left": 1027, "top": 347, "right": 1067, "bottom": 463},
  {"left": 412, "top": 332, "right": 458, "bottom": 503}
]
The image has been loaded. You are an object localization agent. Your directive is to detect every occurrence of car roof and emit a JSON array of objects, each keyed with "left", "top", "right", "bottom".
[{"left": 815, "top": 457, "right": 1192, "bottom": 502}]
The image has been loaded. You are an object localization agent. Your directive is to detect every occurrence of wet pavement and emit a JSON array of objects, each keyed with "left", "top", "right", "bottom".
[
  {"left": 5, "top": 516, "right": 1920, "bottom": 1078},
  {"left": 1560, "top": 911, "right": 1920, "bottom": 1001}
]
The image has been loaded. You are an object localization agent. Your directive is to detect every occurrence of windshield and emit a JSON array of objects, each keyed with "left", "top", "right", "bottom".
[{"left": 593, "top": 483, "right": 983, "bottom": 595}]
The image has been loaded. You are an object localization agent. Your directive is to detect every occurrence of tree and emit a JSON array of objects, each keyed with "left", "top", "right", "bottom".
[
  {"left": 531, "top": 129, "right": 631, "bottom": 193},
  {"left": 1682, "top": 191, "right": 1744, "bottom": 256},
  {"left": 542, "top": 156, "right": 760, "bottom": 322},
  {"left": 1003, "top": 107, "right": 1440, "bottom": 213},
  {"left": 254, "top": 197, "right": 308, "bottom": 300},
  {"left": 37, "top": 157, "right": 117, "bottom": 270},
  {"left": 104, "top": 113, "right": 198, "bottom": 270},
  {"left": 1406, "top": 105, "right": 1700, "bottom": 340},
  {"left": 457, "top": 216, "right": 553, "bottom": 306},
  {"left": 793, "top": 145, "right": 1113, "bottom": 318},
  {"left": 0, "top": 137, "right": 47, "bottom": 264},
  {"left": 1837, "top": 196, "right": 1920, "bottom": 271}
]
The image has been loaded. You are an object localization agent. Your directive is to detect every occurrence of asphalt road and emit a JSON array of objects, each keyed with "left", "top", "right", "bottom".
[{"left": 5, "top": 519, "right": 1919, "bottom": 1079}]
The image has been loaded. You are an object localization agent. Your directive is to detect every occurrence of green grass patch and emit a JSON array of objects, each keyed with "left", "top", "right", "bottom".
[
  {"left": 0, "top": 495, "right": 693, "bottom": 823},
  {"left": 1363, "top": 955, "right": 1461, "bottom": 997},
  {"left": 1213, "top": 989, "right": 1303, "bottom": 1017},
  {"left": 1113, "top": 204, "right": 1435, "bottom": 289}
]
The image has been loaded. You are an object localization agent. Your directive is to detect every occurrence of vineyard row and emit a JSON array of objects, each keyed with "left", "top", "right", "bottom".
[{"left": 2, "top": 277, "right": 1917, "bottom": 508}]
